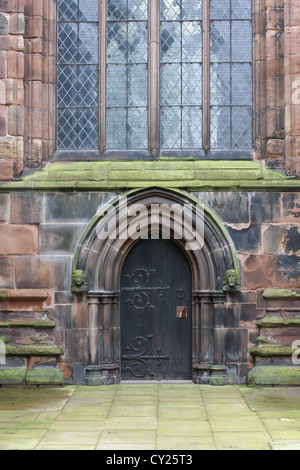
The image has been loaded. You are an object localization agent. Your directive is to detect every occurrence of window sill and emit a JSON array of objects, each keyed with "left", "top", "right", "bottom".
[{"left": 52, "top": 149, "right": 253, "bottom": 162}]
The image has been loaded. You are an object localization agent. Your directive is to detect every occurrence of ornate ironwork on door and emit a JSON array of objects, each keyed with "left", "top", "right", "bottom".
[
  {"left": 122, "top": 335, "right": 170, "bottom": 378},
  {"left": 121, "top": 239, "right": 192, "bottom": 381},
  {"left": 122, "top": 268, "right": 170, "bottom": 312}
]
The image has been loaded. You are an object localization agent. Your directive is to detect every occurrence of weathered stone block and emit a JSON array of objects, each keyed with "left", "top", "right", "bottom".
[
  {"left": 275, "top": 255, "right": 300, "bottom": 288},
  {"left": 196, "top": 192, "right": 249, "bottom": 224},
  {"left": 226, "top": 223, "right": 261, "bottom": 253},
  {"left": 0, "top": 255, "right": 15, "bottom": 288},
  {"left": 250, "top": 192, "right": 281, "bottom": 223},
  {"left": 45, "top": 192, "right": 112, "bottom": 223},
  {"left": 16, "top": 255, "right": 72, "bottom": 291},
  {"left": 0, "top": 193, "right": 10, "bottom": 222},
  {"left": 39, "top": 223, "right": 86, "bottom": 255},
  {"left": 263, "top": 224, "right": 300, "bottom": 255},
  {"left": 0, "top": 224, "right": 38, "bottom": 254},
  {"left": 10, "top": 191, "right": 43, "bottom": 224}
]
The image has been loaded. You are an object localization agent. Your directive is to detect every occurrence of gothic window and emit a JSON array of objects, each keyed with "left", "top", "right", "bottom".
[{"left": 57, "top": 0, "right": 252, "bottom": 157}]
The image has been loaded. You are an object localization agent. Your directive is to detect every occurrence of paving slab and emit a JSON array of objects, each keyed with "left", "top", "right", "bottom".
[{"left": 0, "top": 384, "right": 299, "bottom": 450}]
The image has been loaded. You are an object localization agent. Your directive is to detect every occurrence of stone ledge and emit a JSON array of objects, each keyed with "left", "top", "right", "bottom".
[
  {"left": 0, "top": 368, "right": 64, "bottom": 386},
  {"left": 257, "top": 317, "right": 300, "bottom": 328},
  {"left": 1, "top": 160, "right": 300, "bottom": 191},
  {"left": 6, "top": 344, "right": 63, "bottom": 356},
  {"left": 249, "top": 344, "right": 297, "bottom": 357},
  {"left": 0, "top": 318, "right": 56, "bottom": 329},
  {"left": 263, "top": 288, "right": 300, "bottom": 299},
  {"left": 248, "top": 366, "right": 300, "bottom": 386}
]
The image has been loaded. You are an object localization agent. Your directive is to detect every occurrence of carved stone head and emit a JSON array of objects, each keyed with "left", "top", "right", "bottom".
[
  {"left": 222, "top": 269, "right": 240, "bottom": 292},
  {"left": 71, "top": 270, "right": 88, "bottom": 292}
]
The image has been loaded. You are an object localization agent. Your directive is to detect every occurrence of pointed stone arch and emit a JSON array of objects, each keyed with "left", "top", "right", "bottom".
[{"left": 72, "top": 188, "right": 240, "bottom": 384}]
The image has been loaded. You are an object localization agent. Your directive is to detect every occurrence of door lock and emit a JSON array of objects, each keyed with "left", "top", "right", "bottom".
[{"left": 176, "top": 306, "right": 188, "bottom": 319}]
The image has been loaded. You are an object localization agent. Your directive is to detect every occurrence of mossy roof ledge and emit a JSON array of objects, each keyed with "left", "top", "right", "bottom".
[{"left": 1, "top": 160, "right": 299, "bottom": 191}]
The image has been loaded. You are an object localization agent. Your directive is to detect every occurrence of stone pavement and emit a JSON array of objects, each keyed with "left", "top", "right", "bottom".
[{"left": 0, "top": 384, "right": 300, "bottom": 450}]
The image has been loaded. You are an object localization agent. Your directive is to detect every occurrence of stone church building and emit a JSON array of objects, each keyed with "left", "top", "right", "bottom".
[{"left": 0, "top": 0, "right": 300, "bottom": 387}]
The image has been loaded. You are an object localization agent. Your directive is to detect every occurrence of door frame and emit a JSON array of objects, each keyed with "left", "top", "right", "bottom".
[{"left": 73, "top": 187, "right": 239, "bottom": 384}]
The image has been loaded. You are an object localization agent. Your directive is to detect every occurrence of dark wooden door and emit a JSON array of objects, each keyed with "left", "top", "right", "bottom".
[{"left": 121, "top": 239, "right": 192, "bottom": 381}]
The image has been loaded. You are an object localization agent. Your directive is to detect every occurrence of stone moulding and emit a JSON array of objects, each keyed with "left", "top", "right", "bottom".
[
  {"left": 249, "top": 344, "right": 298, "bottom": 357},
  {"left": 263, "top": 289, "right": 300, "bottom": 299},
  {"left": 0, "top": 318, "right": 56, "bottom": 329},
  {"left": 1, "top": 160, "right": 300, "bottom": 191},
  {"left": 5, "top": 344, "right": 63, "bottom": 357},
  {"left": 0, "top": 368, "right": 65, "bottom": 386},
  {"left": 257, "top": 317, "right": 300, "bottom": 328},
  {"left": 248, "top": 367, "right": 300, "bottom": 386}
]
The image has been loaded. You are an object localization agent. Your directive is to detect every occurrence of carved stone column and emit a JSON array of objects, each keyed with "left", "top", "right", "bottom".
[
  {"left": 85, "top": 291, "right": 120, "bottom": 385},
  {"left": 192, "top": 291, "right": 213, "bottom": 384}
]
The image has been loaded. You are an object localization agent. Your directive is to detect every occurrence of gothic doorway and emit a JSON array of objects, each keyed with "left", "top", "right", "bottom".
[{"left": 120, "top": 239, "right": 192, "bottom": 381}]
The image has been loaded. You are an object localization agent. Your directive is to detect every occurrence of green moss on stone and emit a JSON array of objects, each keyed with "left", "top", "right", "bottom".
[
  {"left": 248, "top": 366, "right": 300, "bottom": 386},
  {"left": 6, "top": 344, "right": 63, "bottom": 357},
  {"left": 0, "top": 292, "right": 7, "bottom": 301},
  {"left": 263, "top": 289, "right": 300, "bottom": 299},
  {"left": 249, "top": 344, "right": 298, "bottom": 357},
  {"left": 26, "top": 368, "right": 65, "bottom": 386},
  {"left": 1, "top": 160, "right": 299, "bottom": 191},
  {"left": 0, "top": 368, "right": 26, "bottom": 385},
  {"left": 0, "top": 319, "right": 56, "bottom": 329},
  {"left": 257, "top": 317, "right": 300, "bottom": 328}
]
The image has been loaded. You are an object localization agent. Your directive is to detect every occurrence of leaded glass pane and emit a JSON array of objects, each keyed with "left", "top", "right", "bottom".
[
  {"left": 232, "top": 0, "right": 252, "bottom": 20},
  {"left": 58, "top": 23, "right": 78, "bottom": 64},
  {"left": 232, "top": 21, "right": 252, "bottom": 62},
  {"left": 160, "top": 0, "right": 203, "bottom": 150},
  {"left": 232, "top": 64, "right": 252, "bottom": 106},
  {"left": 106, "top": 108, "right": 127, "bottom": 149},
  {"left": 161, "top": 22, "right": 181, "bottom": 63},
  {"left": 161, "top": 64, "right": 181, "bottom": 106},
  {"left": 182, "top": 107, "right": 202, "bottom": 148},
  {"left": 182, "top": 0, "right": 202, "bottom": 20},
  {"left": 57, "top": 108, "right": 77, "bottom": 149},
  {"left": 77, "top": 109, "right": 98, "bottom": 149},
  {"left": 128, "top": 65, "right": 148, "bottom": 106},
  {"left": 182, "top": 63, "right": 202, "bottom": 106},
  {"left": 57, "top": 0, "right": 99, "bottom": 150},
  {"left": 78, "top": 23, "right": 99, "bottom": 64},
  {"left": 232, "top": 107, "right": 252, "bottom": 148},
  {"left": 128, "top": 108, "right": 148, "bottom": 149},
  {"left": 107, "top": 23, "right": 127, "bottom": 63},
  {"left": 210, "top": 0, "right": 230, "bottom": 19},
  {"left": 182, "top": 21, "right": 202, "bottom": 63},
  {"left": 210, "top": 63, "right": 230, "bottom": 106},
  {"left": 211, "top": 107, "right": 231, "bottom": 149},
  {"left": 107, "top": 0, "right": 127, "bottom": 21},
  {"left": 128, "top": 22, "right": 148, "bottom": 63},
  {"left": 57, "top": 65, "right": 77, "bottom": 107},
  {"left": 161, "top": 107, "right": 181, "bottom": 149},
  {"left": 161, "top": 0, "right": 181, "bottom": 21},
  {"left": 79, "top": 0, "right": 99, "bottom": 21},
  {"left": 107, "top": 65, "right": 127, "bottom": 107},
  {"left": 106, "top": 1, "right": 148, "bottom": 150},
  {"left": 128, "top": 0, "right": 148, "bottom": 20},
  {"left": 210, "top": 21, "right": 230, "bottom": 63},
  {"left": 78, "top": 66, "right": 98, "bottom": 107},
  {"left": 58, "top": 0, "right": 78, "bottom": 21}
]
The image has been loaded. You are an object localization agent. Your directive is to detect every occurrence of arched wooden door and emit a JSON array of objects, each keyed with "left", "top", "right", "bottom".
[{"left": 121, "top": 239, "right": 192, "bottom": 381}]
